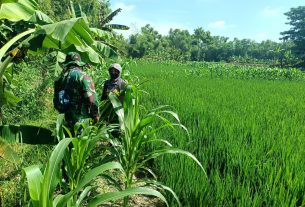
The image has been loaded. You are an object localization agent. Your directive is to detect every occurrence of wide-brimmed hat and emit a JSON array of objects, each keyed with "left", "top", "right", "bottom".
[{"left": 63, "top": 52, "right": 86, "bottom": 67}]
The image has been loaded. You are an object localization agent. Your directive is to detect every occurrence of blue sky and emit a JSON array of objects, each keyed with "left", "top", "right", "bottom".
[{"left": 110, "top": 0, "right": 302, "bottom": 42}]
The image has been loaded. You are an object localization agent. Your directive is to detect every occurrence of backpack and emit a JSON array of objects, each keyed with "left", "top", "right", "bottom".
[{"left": 53, "top": 74, "right": 71, "bottom": 113}]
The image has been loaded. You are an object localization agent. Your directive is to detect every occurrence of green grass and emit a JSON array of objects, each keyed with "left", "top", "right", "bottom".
[
  {"left": 0, "top": 144, "right": 53, "bottom": 206},
  {"left": 132, "top": 61, "right": 305, "bottom": 206},
  {"left": 0, "top": 62, "right": 57, "bottom": 207}
]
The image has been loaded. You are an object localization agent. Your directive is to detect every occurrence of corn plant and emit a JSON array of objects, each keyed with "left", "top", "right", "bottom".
[
  {"left": 108, "top": 85, "right": 205, "bottom": 207},
  {"left": 23, "top": 115, "right": 172, "bottom": 206}
]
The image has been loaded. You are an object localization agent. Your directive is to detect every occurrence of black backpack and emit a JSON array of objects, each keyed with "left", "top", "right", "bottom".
[{"left": 53, "top": 75, "right": 71, "bottom": 113}]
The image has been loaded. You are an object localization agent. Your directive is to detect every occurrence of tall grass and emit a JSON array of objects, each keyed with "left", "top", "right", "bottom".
[{"left": 132, "top": 61, "right": 305, "bottom": 206}]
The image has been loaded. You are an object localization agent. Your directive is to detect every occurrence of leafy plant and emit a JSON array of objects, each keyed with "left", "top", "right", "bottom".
[
  {"left": 0, "top": 0, "right": 126, "bottom": 123},
  {"left": 108, "top": 85, "right": 205, "bottom": 206},
  {"left": 0, "top": 138, "right": 19, "bottom": 163},
  {"left": 22, "top": 115, "right": 174, "bottom": 206}
]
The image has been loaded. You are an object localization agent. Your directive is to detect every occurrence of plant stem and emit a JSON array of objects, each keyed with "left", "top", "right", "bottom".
[{"left": 0, "top": 55, "right": 13, "bottom": 124}]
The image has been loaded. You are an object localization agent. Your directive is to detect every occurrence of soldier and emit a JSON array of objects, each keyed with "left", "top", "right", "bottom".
[
  {"left": 101, "top": 63, "right": 128, "bottom": 102},
  {"left": 53, "top": 52, "right": 99, "bottom": 132}
]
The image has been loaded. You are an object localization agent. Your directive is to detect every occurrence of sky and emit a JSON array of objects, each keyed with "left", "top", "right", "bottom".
[{"left": 110, "top": 0, "right": 303, "bottom": 42}]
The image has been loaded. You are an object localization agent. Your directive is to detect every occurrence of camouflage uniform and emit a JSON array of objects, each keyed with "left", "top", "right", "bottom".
[{"left": 54, "top": 52, "right": 99, "bottom": 129}]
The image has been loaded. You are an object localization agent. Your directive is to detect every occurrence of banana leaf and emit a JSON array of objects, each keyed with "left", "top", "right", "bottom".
[
  {"left": 0, "top": 138, "right": 20, "bottom": 163},
  {"left": 0, "top": 0, "right": 38, "bottom": 22},
  {"left": 0, "top": 125, "right": 56, "bottom": 144}
]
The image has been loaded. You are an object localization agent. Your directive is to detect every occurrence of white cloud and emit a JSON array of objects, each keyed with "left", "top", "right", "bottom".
[
  {"left": 208, "top": 20, "right": 237, "bottom": 29},
  {"left": 255, "top": 32, "right": 270, "bottom": 42},
  {"left": 257, "top": 32, "right": 268, "bottom": 38},
  {"left": 208, "top": 20, "right": 226, "bottom": 29},
  {"left": 261, "top": 7, "right": 282, "bottom": 17},
  {"left": 112, "top": 2, "right": 135, "bottom": 12}
]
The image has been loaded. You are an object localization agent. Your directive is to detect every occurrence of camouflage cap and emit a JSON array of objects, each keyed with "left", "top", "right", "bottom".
[{"left": 63, "top": 52, "right": 86, "bottom": 67}]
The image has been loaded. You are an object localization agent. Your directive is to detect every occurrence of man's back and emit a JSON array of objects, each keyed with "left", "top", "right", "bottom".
[{"left": 54, "top": 66, "right": 99, "bottom": 127}]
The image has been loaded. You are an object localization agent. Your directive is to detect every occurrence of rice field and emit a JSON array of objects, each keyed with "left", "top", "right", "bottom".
[{"left": 131, "top": 61, "right": 305, "bottom": 206}]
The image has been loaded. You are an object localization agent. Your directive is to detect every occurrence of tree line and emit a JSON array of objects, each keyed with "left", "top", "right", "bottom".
[
  {"left": 1, "top": 1, "right": 304, "bottom": 68},
  {"left": 124, "top": 6, "right": 305, "bottom": 68}
]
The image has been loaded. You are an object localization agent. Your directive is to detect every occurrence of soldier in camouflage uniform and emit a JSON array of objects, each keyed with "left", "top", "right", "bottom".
[{"left": 54, "top": 52, "right": 99, "bottom": 130}]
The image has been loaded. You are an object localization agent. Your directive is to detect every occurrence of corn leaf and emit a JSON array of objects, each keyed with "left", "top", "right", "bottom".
[
  {"left": 40, "top": 138, "right": 72, "bottom": 207},
  {"left": 22, "top": 165, "right": 42, "bottom": 206},
  {"left": 88, "top": 187, "right": 169, "bottom": 207},
  {"left": 56, "top": 162, "right": 123, "bottom": 207},
  {"left": 142, "top": 148, "right": 206, "bottom": 176}
]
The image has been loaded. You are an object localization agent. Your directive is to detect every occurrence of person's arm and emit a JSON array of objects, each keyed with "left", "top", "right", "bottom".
[
  {"left": 53, "top": 77, "right": 62, "bottom": 111},
  {"left": 82, "top": 75, "right": 99, "bottom": 123}
]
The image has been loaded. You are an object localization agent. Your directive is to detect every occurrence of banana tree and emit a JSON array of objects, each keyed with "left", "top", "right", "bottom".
[{"left": 0, "top": 0, "right": 120, "bottom": 123}]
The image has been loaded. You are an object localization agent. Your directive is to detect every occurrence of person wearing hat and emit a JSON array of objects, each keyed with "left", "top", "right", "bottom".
[
  {"left": 53, "top": 52, "right": 99, "bottom": 131},
  {"left": 101, "top": 63, "right": 128, "bottom": 102}
]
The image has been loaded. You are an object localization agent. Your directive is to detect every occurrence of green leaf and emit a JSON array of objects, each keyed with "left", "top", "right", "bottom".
[
  {"left": 100, "top": 8, "right": 122, "bottom": 26},
  {"left": 22, "top": 165, "right": 42, "bottom": 206},
  {"left": 109, "top": 92, "right": 124, "bottom": 128},
  {"left": 28, "top": 10, "right": 54, "bottom": 24},
  {"left": 0, "top": 125, "right": 18, "bottom": 142},
  {"left": 73, "top": 2, "right": 82, "bottom": 18},
  {"left": 142, "top": 180, "right": 181, "bottom": 207},
  {"left": 0, "top": 0, "right": 38, "bottom": 22},
  {"left": 39, "top": 18, "right": 92, "bottom": 44},
  {"left": 88, "top": 187, "right": 169, "bottom": 207},
  {"left": 31, "top": 18, "right": 104, "bottom": 64},
  {"left": 0, "top": 28, "right": 35, "bottom": 61},
  {"left": 95, "top": 41, "right": 117, "bottom": 58},
  {"left": 75, "top": 186, "right": 92, "bottom": 207},
  {"left": 40, "top": 138, "right": 72, "bottom": 207},
  {"left": 0, "top": 138, "right": 20, "bottom": 163},
  {"left": 90, "top": 28, "right": 112, "bottom": 39},
  {"left": 143, "top": 148, "right": 206, "bottom": 176},
  {"left": 3, "top": 89, "right": 21, "bottom": 106},
  {"left": 69, "top": 0, "right": 76, "bottom": 18},
  {"left": 103, "top": 24, "right": 130, "bottom": 31},
  {"left": 56, "top": 162, "right": 123, "bottom": 207}
]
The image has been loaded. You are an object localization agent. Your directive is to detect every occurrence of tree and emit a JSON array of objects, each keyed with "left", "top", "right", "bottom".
[
  {"left": 127, "top": 24, "right": 162, "bottom": 58},
  {"left": 190, "top": 27, "right": 212, "bottom": 61},
  {"left": 168, "top": 28, "right": 192, "bottom": 61},
  {"left": 0, "top": 0, "right": 127, "bottom": 123},
  {"left": 280, "top": 6, "right": 305, "bottom": 66}
]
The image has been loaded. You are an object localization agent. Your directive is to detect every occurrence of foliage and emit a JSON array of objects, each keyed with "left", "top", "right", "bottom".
[
  {"left": 21, "top": 114, "right": 178, "bottom": 207},
  {"left": 0, "top": 138, "right": 19, "bottom": 163},
  {"left": 132, "top": 61, "right": 305, "bottom": 206},
  {"left": 137, "top": 59, "right": 305, "bottom": 81},
  {"left": 108, "top": 85, "right": 205, "bottom": 206},
  {"left": 280, "top": 6, "right": 305, "bottom": 67},
  {"left": 0, "top": 0, "right": 128, "bottom": 123},
  {"left": 126, "top": 25, "right": 299, "bottom": 67}
]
